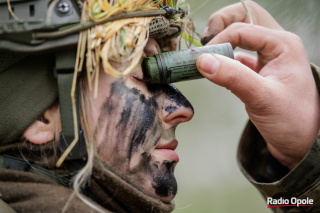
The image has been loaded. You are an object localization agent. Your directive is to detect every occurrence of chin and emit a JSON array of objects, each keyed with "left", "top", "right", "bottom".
[
  {"left": 143, "top": 181, "right": 177, "bottom": 203},
  {"left": 146, "top": 162, "right": 178, "bottom": 202},
  {"left": 127, "top": 150, "right": 179, "bottom": 203}
]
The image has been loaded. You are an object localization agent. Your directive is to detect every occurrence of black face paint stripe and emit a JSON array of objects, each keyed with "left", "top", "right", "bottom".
[
  {"left": 98, "top": 80, "right": 141, "bottom": 162},
  {"left": 163, "top": 84, "right": 194, "bottom": 111},
  {"left": 99, "top": 80, "right": 159, "bottom": 161},
  {"left": 128, "top": 96, "right": 157, "bottom": 159},
  {"left": 151, "top": 160, "right": 177, "bottom": 197},
  {"left": 164, "top": 106, "right": 178, "bottom": 115},
  {"left": 96, "top": 79, "right": 189, "bottom": 199}
]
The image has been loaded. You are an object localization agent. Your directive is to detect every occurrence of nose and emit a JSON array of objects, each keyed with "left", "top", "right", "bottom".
[
  {"left": 144, "top": 39, "right": 194, "bottom": 126},
  {"left": 160, "top": 84, "right": 194, "bottom": 127}
]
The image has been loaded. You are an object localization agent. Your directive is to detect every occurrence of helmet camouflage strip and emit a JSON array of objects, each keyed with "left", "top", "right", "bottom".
[
  {"left": 0, "top": 0, "right": 194, "bottom": 166},
  {"left": 83, "top": 0, "right": 191, "bottom": 85}
]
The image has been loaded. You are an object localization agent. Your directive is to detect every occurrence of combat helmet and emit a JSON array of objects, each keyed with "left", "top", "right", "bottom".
[{"left": 0, "top": 0, "right": 193, "bottom": 168}]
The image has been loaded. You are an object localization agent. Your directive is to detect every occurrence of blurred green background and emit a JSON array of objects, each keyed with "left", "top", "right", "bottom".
[{"left": 173, "top": 1, "right": 320, "bottom": 213}]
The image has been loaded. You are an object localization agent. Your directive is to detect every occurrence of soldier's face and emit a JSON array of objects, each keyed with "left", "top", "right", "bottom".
[{"left": 86, "top": 38, "right": 194, "bottom": 203}]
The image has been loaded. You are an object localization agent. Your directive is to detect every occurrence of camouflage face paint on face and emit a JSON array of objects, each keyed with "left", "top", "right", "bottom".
[
  {"left": 151, "top": 160, "right": 177, "bottom": 197},
  {"left": 95, "top": 78, "right": 193, "bottom": 200}
]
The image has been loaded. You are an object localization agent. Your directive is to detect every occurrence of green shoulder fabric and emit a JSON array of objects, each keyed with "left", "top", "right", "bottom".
[
  {"left": 238, "top": 64, "right": 320, "bottom": 213},
  {"left": 0, "top": 168, "right": 104, "bottom": 213}
]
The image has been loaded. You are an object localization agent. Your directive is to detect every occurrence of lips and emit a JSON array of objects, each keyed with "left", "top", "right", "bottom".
[{"left": 155, "top": 139, "right": 179, "bottom": 162}]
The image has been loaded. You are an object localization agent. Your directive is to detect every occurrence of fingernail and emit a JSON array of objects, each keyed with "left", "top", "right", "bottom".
[{"left": 198, "top": 53, "right": 219, "bottom": 75}]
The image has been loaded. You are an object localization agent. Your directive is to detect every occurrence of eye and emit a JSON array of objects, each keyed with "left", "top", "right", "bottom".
[
  {"left": 156, "top": 38, "right": 177, "bottom": 52},
  {"left": 130, "top": 69, "right": 147, "bottom": 82},
  {"left": 129, "top": 59, "right": 147, "bottom": 81},
  {"left": 131, "top": 73, "right": 143, "bottom": 80}
]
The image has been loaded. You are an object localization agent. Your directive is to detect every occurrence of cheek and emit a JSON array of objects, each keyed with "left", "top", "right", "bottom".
[
  {"left": 92, "top": 78, "right": 180, "bottom": 201},
  {"left": 95, "top": 100, "right": 136, "bottom": 166},
  {"left": 94, "top": 80, "right": 140, "bottom": 165},
  {"left": 94, "top": 79, "right": 162, "bottom": 169}
]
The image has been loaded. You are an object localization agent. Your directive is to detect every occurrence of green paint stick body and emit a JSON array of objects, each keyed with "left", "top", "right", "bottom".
[{"left": 142, "top": 43, "right": 234, "bottom": 84}]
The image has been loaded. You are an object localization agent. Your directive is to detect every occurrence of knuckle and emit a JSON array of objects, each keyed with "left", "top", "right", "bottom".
[
  {"left": 281, "top": 31, "right": 303, "bottom": 46},
  {"left": 225, "top": 22, "right": 244, "bottom": 35},
  {"left": 207, "top": 13, "right": 216, "bottom": 25},
  {"left": 280, "top": 31, "right": 306, "bottom": 54},
  {"left": 240, "top": 1, "right": 262, "bottom": 18},
  {"left": 228, "top": 22, "right": 243, "bottom": 29},
  {"left": 287, "top": 32, "right": 303, "bottom": 44},
  {"left": 235, "top": 1, "right": 260, "bottom": 11}
]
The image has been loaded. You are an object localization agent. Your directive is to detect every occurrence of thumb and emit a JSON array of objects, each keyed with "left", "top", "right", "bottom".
[{"left": 196, "top": 53, "right": 267, "bottom": 104}]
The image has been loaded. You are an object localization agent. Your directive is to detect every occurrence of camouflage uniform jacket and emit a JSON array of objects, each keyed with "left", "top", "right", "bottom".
[{"left": 238, "top": 64, "right": 320, "bottom": 213}]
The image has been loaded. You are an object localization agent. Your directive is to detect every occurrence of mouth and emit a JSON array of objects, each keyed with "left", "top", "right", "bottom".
[{"left": 154, "top": 139, "right": 179, "bottom": 162}]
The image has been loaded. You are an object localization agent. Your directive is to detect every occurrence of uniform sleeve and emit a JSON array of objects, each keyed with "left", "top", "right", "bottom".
[{"left": 237, "top": 64, "right": 320, "bottom": 213}]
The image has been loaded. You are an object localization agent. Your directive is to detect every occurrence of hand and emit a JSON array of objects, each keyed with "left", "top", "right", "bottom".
[
  {"left": 201, "top": 1, "right": 283, "bottom": 45},
  {"left": 196, "top": 2, "right": 320, "bottom": 169}
]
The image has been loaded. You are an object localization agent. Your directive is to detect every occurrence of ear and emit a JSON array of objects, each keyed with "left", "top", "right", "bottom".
[{"left": 23, "top": 104, "right": 60, "bottom": 144}]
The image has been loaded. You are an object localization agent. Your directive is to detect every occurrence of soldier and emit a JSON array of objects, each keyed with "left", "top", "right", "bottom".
[
  {"left": 0, "top": 0, "right": 193, "bottom": 212},
  {"left": 1, "top": 0, "right": 319, "bottom": 213}
]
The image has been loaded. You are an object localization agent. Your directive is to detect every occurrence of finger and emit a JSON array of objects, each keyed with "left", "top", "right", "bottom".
[
  {"left": 234, "top": 51, "right": 258, "bottom": 72},
  {"left": 196, "top": 53, "right": 267, "bottom": 105},
  {"left": 201, "top": 1, "right": 283, "bottom": 45},
  {"left": 207, "top": 23, "right": 287, "bottom": 66}
]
